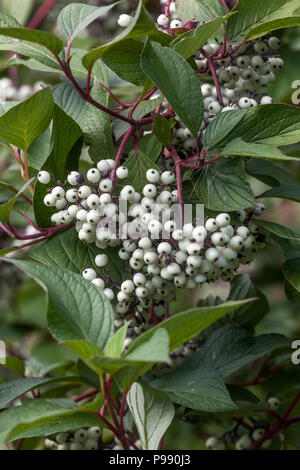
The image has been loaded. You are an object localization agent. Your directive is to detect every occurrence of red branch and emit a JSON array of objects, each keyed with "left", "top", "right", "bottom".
[
  {"left": 73, "top": 388, "right": 98, "bottom": 403},
  {"left": 171, "top": 147, "right": 184, "bottom": 226},
  {"left": 250, "top": 392, "right": 300, "bottom": 450},
  {"left": 27, "top": 0, "right": 58, "bottom": 30},
  {"left": 164, "top": 0, "right": 172, "bottom": 17},
  {"left": 208, "top": 59, "right": 224, "bottom": 106},
  {"left": 110, "top": 125, "right": 135, "bottom": 189}
]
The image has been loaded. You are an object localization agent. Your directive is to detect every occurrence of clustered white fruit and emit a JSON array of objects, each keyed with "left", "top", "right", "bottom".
[
  {"left": 44, "top": 427, "right": 102, "bottom": 450},
  {"left": 0, "top": 77, "right": 46, "bottom": 101},
  {"left": 152, "top": 338, "right": 203, "bottom": 377},
  {"left": 41, "top": 162, "right": 266, "bottom": 333},
  {"left": 137, "top": 2, "right": 282, "bottom": 160},
  {"left": 205, "top": 396, "right": 280, "bottom": 450},
  {"left": 165, "top": 34, "right": 281, "bottom": 157}
]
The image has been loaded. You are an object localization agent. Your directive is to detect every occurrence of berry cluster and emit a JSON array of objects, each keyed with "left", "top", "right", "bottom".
[
  {"left": 152, "top": 337, "right": 204, "bottom": 377},
  {"left": 44, "top": 427, "right": 141, "bottom": 451},
  {"left": 205, "top": 397, "right": 280, "bottom": 450},
  {"left": 118, "top": 3, "right": 283, "bottom": 160},
  {"left": 0, "top": 77, "right": 46, "bottom": 102},
  {"left": 44, "top": 427, "right": 102, "bottom": 451},
  {"left": 40, "top": 163, "right": 266, "bottom": 332},
  {"left": 168, "top": 35, "right": 282, "bottom": 156}
]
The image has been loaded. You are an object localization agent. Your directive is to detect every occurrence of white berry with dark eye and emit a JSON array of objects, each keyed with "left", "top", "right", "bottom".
[
  {"left": 146, "top": 169, "right": 160, "bottom": 183},
  {"left": 170, "top": 19, "right": 183, "bottom": 29},
  {"left": 38, "top": 171, "right": 51, "bottom": 184},
  {"left": 116, "top": 166, "right": 128, "bottom": 179},
  {"left": 87, "top": 168, "right": 101, "bottom": 183}
]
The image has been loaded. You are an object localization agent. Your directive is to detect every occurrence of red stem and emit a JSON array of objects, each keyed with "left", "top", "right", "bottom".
[
  {"left": 119, "top": 391, "right": 128, "bottom": 434},
  {"left": 27, "top": 0, "right": 58, "bottom": 30},
  {"left": 158, "top": 436, "right": 165, "bottom": 450},
  {"left": 15, "top": 439, "right": 24, "bottom": 451},
  {"left": 250, "top": 392, "right": 300, "bottom": 450},
  {"left": 219, "top": 0, "right": 230, "bottom": 10},
  {"left": 164, "top": 0, "right": 172, "bottom": 17},
  {"left": 97, "top": 82, "right": 130, "bottom": 109},
  {"left": 282, "top": 391, "right": 300, "bottom": 421},
  {"left": 110, "top": 125, "right": 135, "bottom": 189},
  {"left": 20, "top": 213, "right": 48, "bottom": 231},
  {"left": 128, "top": 88, "right": 157, "bottom": 121},
  {"left": 73, "top": 388, "right": 98, "bottom": 403},
  {"left": 11, "top": 147, "right": 25, "bottom": 169},
  {"left": 59, "top": 60, "right": 134, "bottom": 125},
  {"left": 208, "top": 59, "right": 224, "bottom": 106},
  {"left": 171, "top": 147, "right": 184, "bottom": 226}
]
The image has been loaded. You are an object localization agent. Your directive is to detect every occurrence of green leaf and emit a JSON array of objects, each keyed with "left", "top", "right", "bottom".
[
  {"left": 261, "top": 185, "right": 300, "bottom": 203},
  {"left": 255, "top": 219, "right": 300, "bottom": 242},
  {"left": 31, "top": 227, "right": 126, "bottom": 282},
  {"left": 122, "top": 151, "right": 160, "bottom": 194},
  {"left": 28, "top": 129, "right": 51, "bottom": 170},
  {"left": 0, "top": 88, "right": 54, "bottom": 150},
  {"left": 9, "top": 411, "right": 103, "bottom": 442},
  {"left": 0, "top": 357, "right": 25, "bottom": 376},
  {"left": 0, "top": 179, "right": 34, "bottom": 223},
  {"left": 127, "top": 299, "right": 255, "bottom": 357},
  {"left": 171, "top": 14, "right": 233, "bottom": 59},
  {"left": 225, "top": 0, "right": 300, "bottom": 41},
  {"left": 77, "top": 359, "right": 100, "bottom": 388},
  {"left": 0, "top": 376, "right": 86, "bottom": 408},
  {"left": 283, "top": 259, "right": 300, "bottom": 293},
  {"left": 285, "top": 281, "right": 300, "bottom": 306},
  {"left": 0, "top": 15, "right": 60, "bottom": 69},
  {"left": 222, "top": 138, "right": 299, "bottom": 161},
  {"left": 245, "top": 158, "right": 300, "bottom": 187},
  {"left": 66, "top": 328, "right": 170, "bottom": 375},
  {"left": 152, "top": 368, "right": 237, "bottom": 413},
  {"left": 0, "top": 12, "right": 20, "bottom": 29},
  {"left": 175, "top": 0, "right": 227, "bottom": 22},
  {"left": 52, "top": 83, "right": 86, "bottom": 128},
  {"left": 2, "top": 0, "right": 34, "bottom": 25},
  {"left": 0, "top": 101, "right": 18, "bottom": 116},
  {"left": 228, "top": 274, "right": 269, "bottom": 330},
  {"left": 195, "top": 325, "right": 290, "bottom": 377},
  {"left": 102, "top": 39, "right": 146, "bottom": 86},
  {"left": 0, "top": 41, "right": 61, "bottom": 70},
  {"left": 8, "top": 259, "right": 115, "bottom": 351},
  {"left": 189, "top": 158, "right": 255, "bottom": 211},
  {"left": 152, "top": 325, "right": 289, "bottom": 412},
  {"left": 0, "top": 398, "right": 77, "bottom": 446},
  {"left": 141, "top": 40, "right": 203, "bottom": 137},
  {"left": 153, "top": 114, "right": 176, "bottom": 149},
  {"left": 138, "top": 133, "right": 163, "bottom": 161},
  {"left": 105, "top": 324, "right": 129, "bottom": 358},
  {"left": 84, "top": 80, "right": 115, "bottom": 164},
  {"left": 33, "top": 104, "right": 83, "bottom": 227},
  {"left": 127, "top": 381, "right": 175, "bottom": 450},
  {"left": 82, "top": 0, "right": 157, "bottom": 70},
  {"left": 245, "top": 16, "right": 300, "bottom": 40},
  {"left": 214, "top": 104, "right": 300, "bottom": 147},
  {"left": 0, "top": 27, "right": 63, "bottom": 55},
  {"left": 132, "top": 96, "right": 163, "bottom": 121},
  {"left": 203, "top": 109, "right": 246, "bottom": 149},
  {"left": 58, "top": 2, "right": 119, "bottom": 44},
  {"left": 125, "top": 329, "right": 170, "bottom": 364},
  {"left": 0, "top": 398, "right": 102, "bottom": 446}
]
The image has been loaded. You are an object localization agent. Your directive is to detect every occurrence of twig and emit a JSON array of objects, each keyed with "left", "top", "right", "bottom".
[
  {"left": 27, "top": 0, "right": 58, "bottom": 30},
  {"left": 73, "top": 388, "right": 98, "bottom": 403},
  {"left": 110, "top": 125, "right": 135, "bottom": 189}
]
